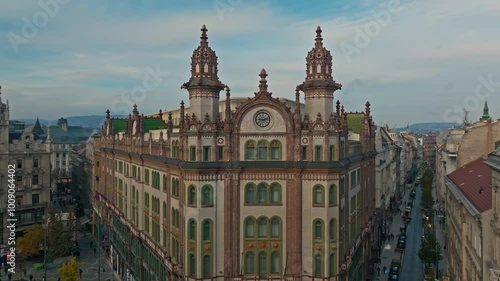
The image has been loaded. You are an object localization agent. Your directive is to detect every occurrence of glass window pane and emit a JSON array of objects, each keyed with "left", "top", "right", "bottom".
[
  {"left": 271, "top": 252, "right": 280, "bottom": 274},
  {"left": 271, "top": 219, "right": 279, "bottom": 237},
  {"left": 203, "top": 255, "right": 210, "bottom": 277},
  {"left": 203, "top": 221, "right": 210, "bottom": 240},
  {"left": 314, "top": 255, "right": 321, "bottom": 276},
  {"left": 258, "top": 146, "right": 267, "bottom": 160},
  {"left": 246, "top": 185, "right": 255, "bottom": 203},
  {"left": 258, "top": 219, "right": 267, "bottom": 237},
  {"left": 245, "top": 252, "right": 254, "bottom": 274},
  {"left": 258, "top": 252, "right": 267, "bottom": 276},
  {"left": 258, "top": 185, "right": 267, "bottom": 203},
  {"left": 315, "top": 221, "right": 322, "bottom": 239},
  {"left": 245, "top": 219, "right": 254, "bottom": 237},
  {"left": 270, "top": 185, "right": 279, "bottom": 203}
]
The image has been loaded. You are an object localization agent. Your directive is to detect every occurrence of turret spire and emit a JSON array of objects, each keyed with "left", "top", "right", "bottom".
[
  {"left": 259, "top": 68, "right": 268, "bottom": 92},
  {"left": 481, "top": 99, "right": 491, "bottom": 121},
  {"left": 200, "top": 24, "right": 208, "bottom": 46},
  {"left": 315, "top": 26, "right": 323, "bottom": 47}
]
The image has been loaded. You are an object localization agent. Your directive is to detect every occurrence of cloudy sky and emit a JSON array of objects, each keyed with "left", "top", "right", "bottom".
[{"left": 1, "top": 0, "right": 499, "bottom": 127}]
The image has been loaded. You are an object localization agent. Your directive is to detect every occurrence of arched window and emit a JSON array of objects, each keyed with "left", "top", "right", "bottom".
[
  {"left": 313, "top": 185, "right": 325, "bottom": 205},
  {"left": 163, "top": 175, "right": 167, "bottom": 192},
  {"left": 326, "top": 65, "right": 329, "bottom": 74},
  {"left": 329, "top": 184, "right": 337, "bottom": 205},
  {"left": 201, "top": 185, "right": 213, "bottom": 206},
  {"left": 245, "top": 140, "right": 256, "bottom": 160},
  {"left": 204, "top": 64, "right": 209, "bottom": 73},
  {"left": 202, "top": 255, "right": 211, "bottom": 277},
  {"left": 245, "top": 252, "right": 255, "bottom": 274},
  {"left": 258, "top": 183, "right": 267, "bottom": 203},
  {"left": 195, "top": 64, "right": 200, "bottom": 73},
  {"left": 189, "top": 254, "right": 196, "bottom": 276},
  {"left": 202, "top": 219, "right": 212, "bottom": 241},
  {"left": 270, "top": 183, "right": 280, "bottom": 203},
  {"left": 329, "top": 253, "right": 337, "bottom": 276},
  {"left": 258, "top": 140, "right": 269, "bottom": 160},
  {"left": 317, "top": 64, "right": 321, "bottom": 74},
  {"left": 309, "top": 65, "right": 313, "bottom": 74},
  {"left": 212, "top": 65, "right": 215, "bottom": 74},
  {"left": 258, "top": 218, "right": 267, "bottom": 237},
  {"left": 245, "top": 183, "right": 256, "bottom": 203},
  {"left": 270, "top": 217, "right": 280, "bottom": 238},
  {"left": 188, "top": 219, "right": 196, "bottom": 240},
  {"left": 188, "top": 185, "right": 196, "bottom": 206},
  {"left": 258, "top": 252, "right": 267, "bottom": 277},
  {"left": 329, "top": 219, "right": 337, "bottom": 241},
  {"left": 270, "top": 251, "right": 280, "bottom": 274},
  {"left": 270, "top": 140, "right": 281, "bottom": 160},
  {"left": 245, "top": 217, "right": 255, "bottom": 238},
  {"left": 314, "top": 254, "right": 322, "bottom": 276},
  {"left": 171, "top": 208, "right": 175, "bottom": 227},
  {"left": 314, "top": 219, "right": 323, "bottom": 240}
]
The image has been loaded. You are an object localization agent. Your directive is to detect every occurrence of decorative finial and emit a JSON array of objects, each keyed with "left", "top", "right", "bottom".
[
  {"left": 201, "top": 25, "right": 208, "bottom": 44},
  {"left": 315, "top": 26, "right": 323, "bottom": 46},
  {"left": 180, "top": 100, "right": 185, "bottom": 107},
  {"left": 259, "top": 68, "right": 268, "bottom": 92},
  {"left": 159, "top": 109, "right": 163, "bottom": 118},
  {"left": 336, "top": 100, "right": 341, "bottom": 114}
]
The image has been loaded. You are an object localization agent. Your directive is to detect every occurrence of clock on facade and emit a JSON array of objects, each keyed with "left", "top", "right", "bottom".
[{"left": 254, "top": 111, "right": 271, "bottom": 127}]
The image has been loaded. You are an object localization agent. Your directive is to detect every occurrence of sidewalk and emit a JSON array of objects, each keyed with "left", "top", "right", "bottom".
[
  {"left": 432, "top": 185, "right": 447, "bottom": 279},
  {"left": 374, "top": 187, "right": 411, "bottom": 280},
  {"left": 8, "top": 231, "right": 116, "bottom": 281}
]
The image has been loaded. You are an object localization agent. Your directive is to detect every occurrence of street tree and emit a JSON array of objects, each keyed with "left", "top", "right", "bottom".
[
  {"left": 47, "top": 207, "right": 74, "bottom": 260},
  {"left": 17, "top": 224, "right": 44, "bottom": 259},
  {"left": 418, "top": 234, "right": 443, "bottom": 269},
  {"left": 58, "top": 257, "right": 81, "bottom": 281}
]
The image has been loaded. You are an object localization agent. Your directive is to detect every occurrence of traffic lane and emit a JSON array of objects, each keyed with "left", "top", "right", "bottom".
[{"left": 400, "top": 186, "right": 424, "bottom": 281}]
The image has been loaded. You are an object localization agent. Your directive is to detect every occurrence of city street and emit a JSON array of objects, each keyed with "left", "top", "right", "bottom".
[
  {"left": 6, "top": 232, "right": 116, "bottom": 281},
  {"left": 400, "top": 185, "right": 424, "bottom": 281}
]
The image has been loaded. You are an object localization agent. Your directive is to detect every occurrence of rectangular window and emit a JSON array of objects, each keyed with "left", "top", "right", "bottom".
[
  {"left": 32, "top": 175, "right": 39, "bottom": 185},
  {"left": 16, "top": 175, "right": 22, "bottom": 183},
  {"left": 33, "top": 158, "right": 39, "bottom": 168},
  {"left": 246, "top": 146, "right": 255, "bottom": 160},
  {"left": 340, "top": 139, "right": 345, "bottom": 159},
  {"left": 17, "top": 159, "right": 22, "bottom": 169},
  {"left": 16, "top": 195, "right": 23, "bottom": 206},
  {"left": 203, "top": 146, "right": 211, "bottom": 161},
  {"left": 56, "top": 153, "right": 60, "bottom": 158},
  {"left": 315, "top": 146, "right": 323, "bottom": 161},
  {"left": 218, "top": 147, "right": 223, "bottom": 160},
  {"left": 302, "top": 146, "right": 307, "bottom": 160},
  {"left": 190, "top": 146, "right": 196, "bottom": 161},
  {"left": 329, "top": 145, "right": 335, "bottom": 161},
  {"left": 357, "top": 169, "right": 361, "bottom": 186},
  {"left": 32, "top": 194, "right": 39, "bottom": 205},
  {"left": 258, "top": 145, "right": 267, "bottom": 160}
]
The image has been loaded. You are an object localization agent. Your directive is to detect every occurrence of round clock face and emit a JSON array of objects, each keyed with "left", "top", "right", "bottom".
[{"left": 254, "top": 111, "right": 271, "bottom": 127}]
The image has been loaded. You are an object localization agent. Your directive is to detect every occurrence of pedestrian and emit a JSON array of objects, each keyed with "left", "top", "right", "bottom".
[
  {"left": 7, "top": 273, "right": 11, "bottom": 281},
  {"left": 79, "top": 268, "right": 83, "bottom": 277},
  {"left": 90, "top": 240, "right": 93, "bottom": 248},
  {"left": 383, "top": 266, "right": 387, "bottom": 274},
  {"left": 94, "top": 248, "right": 97, "bottom": 255},
  {"left": 377, "top": 266, "right": 380, "bottom": 276},
  {"left": 29, "top": 274, "right": 33, "bottom": 281}
]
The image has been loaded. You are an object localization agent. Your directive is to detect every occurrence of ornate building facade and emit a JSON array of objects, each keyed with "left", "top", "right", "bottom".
[
  {"left": 0, "top": 87, "right": 51, "bottom": 244},
  {"left": 94, "top": 26, "right": 376, "bottom": 281}
]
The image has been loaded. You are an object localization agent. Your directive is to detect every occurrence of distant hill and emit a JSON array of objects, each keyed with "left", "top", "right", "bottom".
[
  {"left": 16, "top": 115, "right": 128, "bottom": 129},
  {"left": 394, "top": 123, "right": 460, "bottom": 134}
]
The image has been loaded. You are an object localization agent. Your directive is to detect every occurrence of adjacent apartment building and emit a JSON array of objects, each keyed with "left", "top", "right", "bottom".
[
  {"left": 93, "top": 26, "right": 377, "bottom": 281},
  {"left": 0, "top": 88, "right": 51, "bottom": 244}
]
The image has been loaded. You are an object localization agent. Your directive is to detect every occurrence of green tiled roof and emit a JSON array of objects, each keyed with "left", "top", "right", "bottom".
[
  {"left": 347, "top": 114, "right": 364, "bottom": 134},
  {"left": 143, "top": 118, "right": 167, "bottom": 132},
  {"left": 110, "top": 119, "right": 127, "bottom": 133}
]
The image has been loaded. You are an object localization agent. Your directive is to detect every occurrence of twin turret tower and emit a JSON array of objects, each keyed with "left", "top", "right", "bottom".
[{"left": 182, "top": 25, "right": 342, "bottom": 120}]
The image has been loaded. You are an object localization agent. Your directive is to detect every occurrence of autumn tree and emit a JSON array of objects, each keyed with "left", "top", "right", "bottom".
[
  {"left": 17, "top": 224, "right": 44, "bottom": 259},
  {"left": 58, "top": 257, "right": 81, "bottom": 281}
]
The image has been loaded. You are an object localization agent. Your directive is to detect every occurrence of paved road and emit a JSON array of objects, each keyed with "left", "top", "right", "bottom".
[{"left": 400, "top": 185, "right": 424, "bottom": 281}]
